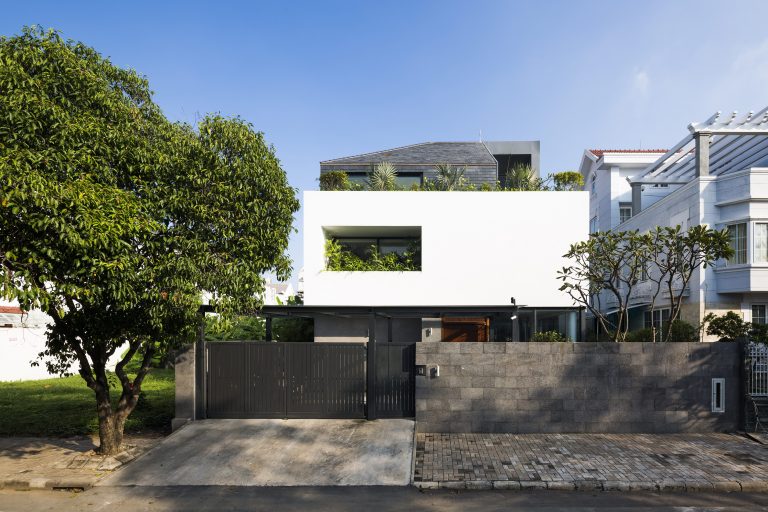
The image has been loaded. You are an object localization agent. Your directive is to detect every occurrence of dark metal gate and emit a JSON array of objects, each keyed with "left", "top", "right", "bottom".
[
  {"left": 374, "top": 343, "right": 416, "bottom": 418},
  {"left": 206, "top": 342, "right": 366, "bottom": 419}
]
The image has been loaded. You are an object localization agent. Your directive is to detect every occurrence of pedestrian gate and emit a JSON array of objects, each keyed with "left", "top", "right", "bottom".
[{"left": 205, "top": 341, "right": 415, "bottom": 419}]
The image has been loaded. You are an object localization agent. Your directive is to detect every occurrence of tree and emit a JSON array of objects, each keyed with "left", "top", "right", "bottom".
[
  {"left": 551, "top": 171, "right": 584, "bottom": 191},
  {"left": 432, "top": 163, "right": 467, "bottom": 191},
  {"left": 367, "top": 161, "right": 397, "bottom": 190},
  {"left": 644, "top": 226, "right": 731, "bottom": 342},
  {"left": 558, "top": 230, "right": 648, "bottom": 342},
  {"left": 319, "top": 171, "right": 352, "bottom": 191},
  {"left": 704, "top": 311, "right": 750, "bottom": 342},
  {"left": 0, "top": 28, "right": 299, "bottom": 454},
  {"left": 504, "top": 164, "right": 547, "bottom": 191}
]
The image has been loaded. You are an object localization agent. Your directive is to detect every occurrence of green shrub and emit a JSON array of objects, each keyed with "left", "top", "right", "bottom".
[
  {"left": 705, "top": 311, "right": 750, "bottom": 342},
  {"left": 626, "top": 328, "right": 654, "bottom": 343},
  {"left": 667, "top": 319, "right": 697, "bottom": 342},
  {"left": 324, "top": 239, "right": 420, "bottom": 271},
  {"left": 531, "top": 330, "right": 569, "bottom": 342},
  {"left": 319, "top": 171, "right": 352, "bottom": 191}
]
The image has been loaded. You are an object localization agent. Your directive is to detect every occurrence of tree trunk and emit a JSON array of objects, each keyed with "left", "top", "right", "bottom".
[{"left": 96, "top": 400, "right": 131, "bottom": 456}]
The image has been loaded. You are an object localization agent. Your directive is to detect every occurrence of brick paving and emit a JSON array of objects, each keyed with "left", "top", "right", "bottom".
[{"left": 414, "top": 433, "right": 768, "bottom": 491}]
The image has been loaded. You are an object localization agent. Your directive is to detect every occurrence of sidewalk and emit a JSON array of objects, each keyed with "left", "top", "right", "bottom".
[
  {"left": 0, "top": 435, "right": 161, "bottom": 490},
  {"left": 414, "top": 433, "right": 768, "bottom": 492}
]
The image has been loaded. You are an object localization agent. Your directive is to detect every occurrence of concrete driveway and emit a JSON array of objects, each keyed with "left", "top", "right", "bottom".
[{"left": 100, "top": 419, "right": 414, "bottom": 486}]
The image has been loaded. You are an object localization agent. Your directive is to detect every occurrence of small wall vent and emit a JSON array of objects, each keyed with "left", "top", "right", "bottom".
[{"left": 711, "top": 378, "right": 725, "bottom": 413}]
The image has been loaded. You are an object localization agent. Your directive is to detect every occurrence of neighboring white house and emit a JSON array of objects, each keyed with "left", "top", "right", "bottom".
[
  {"left": 583, "top": 108, "right": 768, "bottom": 336},
  {"left": 262, "top": 278, "right": 295, "bottom": 305},
  {"left": 296, "top": 139, "right": 589, "bottom": 344},
  {"left": 578, "top": 149, "right": 669, "bottom": 233}
]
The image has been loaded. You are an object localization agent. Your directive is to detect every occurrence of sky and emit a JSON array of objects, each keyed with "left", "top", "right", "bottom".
[{"left": 3, "top": 0, "right": 768, "bottom": 284}]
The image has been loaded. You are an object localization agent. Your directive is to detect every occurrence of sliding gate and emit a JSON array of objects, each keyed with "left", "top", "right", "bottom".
[{"left": 206, "top": 342, "right": 367, "bottom": 419}]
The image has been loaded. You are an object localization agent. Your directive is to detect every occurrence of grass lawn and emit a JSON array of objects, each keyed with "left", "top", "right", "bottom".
[{"left": 0, "top": 369, "right": 174, "bottom": 437}]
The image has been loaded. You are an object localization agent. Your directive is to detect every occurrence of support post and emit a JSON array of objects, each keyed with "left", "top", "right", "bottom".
[
  {"left": 367, "top": 311, "right": 377, "bottom": 420},
  {"left": 695, "top": 131, "right": 711, "bottom": 177},
  {"left": 631, "top": 182, "right": 642, "bottom": 215},
  {"left": 387, "top": 317, "right": 393, "bottom": 343},
  {"left": 194, "top": 309, "right": 207, "bottom": 420},
  {"left": 265, "top": 317, "right": 273, "bottom": 341}
]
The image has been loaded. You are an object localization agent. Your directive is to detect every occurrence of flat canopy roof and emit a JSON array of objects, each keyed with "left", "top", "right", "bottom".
[{"left": 241, "top": 305, "right": 580, "bottom": 319}]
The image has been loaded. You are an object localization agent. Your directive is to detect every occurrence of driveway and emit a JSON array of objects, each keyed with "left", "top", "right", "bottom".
[{"left": 100, "top": 419, "right": 414, "bottom": 486}]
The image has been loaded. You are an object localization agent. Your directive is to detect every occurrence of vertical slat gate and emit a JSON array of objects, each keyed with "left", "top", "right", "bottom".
[
  {"left": 206, "top": 342, "right": 366, "bottom": 419},
  {"left": 375, "top": 343, "right": 416, "bottom": 418},
  {"left": 749, "top": 342, "right": 768, "bottom": 396}
]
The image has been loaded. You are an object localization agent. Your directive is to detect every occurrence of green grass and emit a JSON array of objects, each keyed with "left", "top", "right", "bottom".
[{"left": 0, "top": 369, "right": 174, "bottom": 437}]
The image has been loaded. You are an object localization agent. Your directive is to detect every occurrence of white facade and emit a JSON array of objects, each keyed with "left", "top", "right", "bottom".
[
  {"left": 583, "top": 108, "right": 768, "bottom": 337},
  {"left": 303, "top": 191, "right": 589, "bottom": 307},
  {"left": 578, "top": 150, "right": 669, "bottom": 233}
]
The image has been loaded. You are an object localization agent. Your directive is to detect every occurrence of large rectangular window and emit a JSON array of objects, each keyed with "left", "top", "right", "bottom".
[
  {"left": 756, "top": 223, "right": 768, "bottom": 263},
  {"left": 728, "top": 223, "right": 747, "bottom": 265},
  {"left": 345, "top": 172, "right": 422, "bottom": 189},
  {"left": 323, "top": 226, "right": 422, "bottom": 271}
]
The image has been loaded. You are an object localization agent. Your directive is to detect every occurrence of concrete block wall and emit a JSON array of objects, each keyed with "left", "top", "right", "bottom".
[{"left": 416, "top": 342, "right": 741, "bottom": 434}]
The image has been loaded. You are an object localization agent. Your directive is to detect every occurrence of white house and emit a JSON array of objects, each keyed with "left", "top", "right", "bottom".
[
  {"left": 280, "top": 141, "right": 590, "bottom": 343},
  {"left": 584, "top": 108, "right": 768, "bottom": 335}
]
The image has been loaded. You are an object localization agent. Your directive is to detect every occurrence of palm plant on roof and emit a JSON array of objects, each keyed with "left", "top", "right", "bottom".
[
  {"left": 504, "top": 164, "right": 546, "bottom": 191},
  {"left": 367, "top": 161, "right": 397, "bottom": 190},
  {"left": 433, "top": 163, "right": 467, "bottom": 191}
]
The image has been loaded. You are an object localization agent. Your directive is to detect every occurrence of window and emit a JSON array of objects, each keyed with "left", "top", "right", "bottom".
[
  {"left": 590, "top": 175, "right": 596, "bottom": 195},
  {"left": 644, "top": 308, "right": 670, "bottom": 342},
  {"left": 753, "top": 305, "right": 767, "bottom": 325},
  {"left": 590, "top": 216, "right": 598, "bottom": 234},
  {"left": 344, "top": 172, "right": 422, "bottom": 189},
  {"left": 640, "top": 263, "right": 649, "bottom": 281},
  {"left": 619, "top": 203, "right": 633, "bottom": 224},
  {"left": 756, "top": 223, "right": 768, "bottom": 263},
  {"left": 727, "top": 223, "right": 747, "bottom": 265}
]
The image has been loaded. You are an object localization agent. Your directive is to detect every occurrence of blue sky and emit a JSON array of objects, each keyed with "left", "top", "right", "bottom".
[{"left": 3, "top": 1, "right": 768, "bottom": 283}]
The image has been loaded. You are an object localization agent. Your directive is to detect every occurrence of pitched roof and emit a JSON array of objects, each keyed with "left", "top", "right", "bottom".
[
  {"left": 321, "top": 142, "right": 497, "bottom": 166},
  {"left": 0, "top": 306, "right": 22, "bottom": 314},
  {"left": 588, "top": 149, "right": 668, "bottom": 157}
]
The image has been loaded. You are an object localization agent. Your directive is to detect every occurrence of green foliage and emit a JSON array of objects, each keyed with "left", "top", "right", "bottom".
[
  {"left": 206, "top": 313, "right": 313, "bottom": 343},
  {"left": 530, "top": 330, "right": 569, "bottom": 342},
  {"left": 750, "top": 322, "right": 768, "bottom": 344},
  {"left": 625, "top": 328, "right": 654, "bottom": 343},
  {"left": 325, "top": 239, "right": 420, "bottom": 271},
  {"left": 504, "top": 164, "right": 547, "bottom": 191},
  {"left": 319, "top": 171, "right": 352, "bottom": 191},
  {"left": 705, "top": 311, "right": 751, "bottom": 342},
  {"left": 368, "top": 161, "right": 397, "bottom": 190},
  {"left": 552, "top": 171, "right": 584, "bottom": 191},
  {"left": 0, "top": 27, "right": 299, "bottom": 453},
  {"left": 667, "top": 319, "right": 697, "bottom": 342},
  {"left": 431, "top": 163, "right": 467, "bottom": 191}
]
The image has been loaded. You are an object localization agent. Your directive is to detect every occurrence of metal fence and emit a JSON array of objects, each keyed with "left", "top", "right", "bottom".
[{"left": 748, "top": 342, "right": 768, "bottom": 397}]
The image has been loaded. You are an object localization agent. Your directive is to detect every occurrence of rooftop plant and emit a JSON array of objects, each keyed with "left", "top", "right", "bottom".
[{"left": 324, "top": 239, "right": 420, "bottom": 271}]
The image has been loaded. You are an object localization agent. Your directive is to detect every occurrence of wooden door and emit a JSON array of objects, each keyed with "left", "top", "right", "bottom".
[{"left": 441, "top": 317, "right": 489, "bottom": 342}]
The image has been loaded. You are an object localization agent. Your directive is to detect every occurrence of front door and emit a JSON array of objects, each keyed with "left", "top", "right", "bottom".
[{"left": 441, "top": 317, "right": 489, "bottom": 342}]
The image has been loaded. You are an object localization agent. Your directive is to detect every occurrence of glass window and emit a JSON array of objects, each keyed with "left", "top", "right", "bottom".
[
  {"left": 756, "top": 223, "right": 768, "bottom": 263},
  {"left": 346, "top": 173, "right": 369, "bottom": 188},
  {"left": 394, "top": 173, "right": 422, "bottom": 189},
  {"left": 727, "top": 223, "right": 747, "bottom": 265},
  {"left": 335, "top": 238, "right": 376, "bottom": 259},
  {"left": 378, "top": 238, "right": 412, "bottom": 257},
  {"left": 619, "top": 203, "right": 632, "bottom": 224},
  {"left": 590, "top": 175, "right": 596, "bottom": 194},
  {"left": 753, "top": 305, "right": 767, "bottom": 325},
  {"left": 644, "top": 308, "right": 670, "bottom": 342},
  {"left": 590, "top": 216, "right": 598, "bottom": 234}
]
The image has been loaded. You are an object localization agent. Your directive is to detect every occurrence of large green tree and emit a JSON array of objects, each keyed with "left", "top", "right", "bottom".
[{"left": 0, "top": 28, "right": 299, "bottom": 454}]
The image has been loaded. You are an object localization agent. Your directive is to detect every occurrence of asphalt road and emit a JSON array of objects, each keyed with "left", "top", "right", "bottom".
[{"left": 1, "top": 487, "right": 768, "bottom": 511}]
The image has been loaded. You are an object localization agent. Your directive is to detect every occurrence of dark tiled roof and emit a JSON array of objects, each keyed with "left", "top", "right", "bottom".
[
  {"left": 589, "top": 149, "right": 668, "bottom": 157},
  {"left": 321, "top": 142, "right": 497, "bottom": 166}
]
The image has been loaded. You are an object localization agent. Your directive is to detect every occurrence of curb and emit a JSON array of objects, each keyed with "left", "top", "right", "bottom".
[
  {"left": 413, "top": 479, "right": 768, "bottom": 492},
  {"left": 0, "top": 478, "right": 94, "bottom": 491}
]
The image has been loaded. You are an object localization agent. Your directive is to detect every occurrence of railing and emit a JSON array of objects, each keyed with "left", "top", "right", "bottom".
[{"left": 748, "top": 342, "right": 768, "bottom": 397}]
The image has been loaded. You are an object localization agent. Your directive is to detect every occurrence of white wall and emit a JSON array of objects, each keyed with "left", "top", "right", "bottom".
[{"left": 303, "top": 191, "right": 589, "bottom": 307}]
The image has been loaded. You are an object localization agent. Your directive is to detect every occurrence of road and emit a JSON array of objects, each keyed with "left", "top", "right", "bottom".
[{"left": 1, "top": 487, "right": 768, "bottom": 511}]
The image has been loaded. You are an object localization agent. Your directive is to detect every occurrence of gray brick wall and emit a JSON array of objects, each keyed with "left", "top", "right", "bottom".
[{"left": 415, "top": 342, "right": 741, "bottom": 434}]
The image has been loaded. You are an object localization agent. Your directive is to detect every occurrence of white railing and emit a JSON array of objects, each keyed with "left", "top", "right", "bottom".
[{"left": 748, "top": 342, "right": 768, "bottom": 397}]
